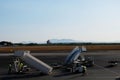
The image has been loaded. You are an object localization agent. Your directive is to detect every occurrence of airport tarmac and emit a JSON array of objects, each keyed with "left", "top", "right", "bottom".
[{"left": 0, "top": 50, "right": 120, "bottom": 80}]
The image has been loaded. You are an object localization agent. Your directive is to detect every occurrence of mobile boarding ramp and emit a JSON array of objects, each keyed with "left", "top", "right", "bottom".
[
  {"left": 63, "top": 46, "right": 85, "bottom": 73},
  {"left": 64, "top": 46, "right": 82, "bottom": 66},
  {"left": 64, "top": 46, "right": 94, "bottom": 68},
  {"left": 14, "top": 51, "right": 53, "bottom": 75}
]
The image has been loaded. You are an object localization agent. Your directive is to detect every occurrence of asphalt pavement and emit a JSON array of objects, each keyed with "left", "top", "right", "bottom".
[{"left": 0, "top": 51, "right": 120, "bottom": 80}]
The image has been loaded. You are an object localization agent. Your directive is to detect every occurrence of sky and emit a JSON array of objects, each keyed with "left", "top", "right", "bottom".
[{"left": 0, "top": 0, "right": 120, "bottom": 43}]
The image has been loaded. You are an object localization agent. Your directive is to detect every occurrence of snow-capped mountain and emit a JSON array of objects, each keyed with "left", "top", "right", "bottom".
[
  {"left": 20, "top": 41, "right": 37, "bottom": 44},
  {"left": 48, "top": 39, "right": 79, "bottom": 43}
]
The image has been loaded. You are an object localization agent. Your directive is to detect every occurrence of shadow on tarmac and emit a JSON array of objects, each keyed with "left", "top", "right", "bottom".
[{"left": 0, "top": 72, "right": 46, "bottom": 80}]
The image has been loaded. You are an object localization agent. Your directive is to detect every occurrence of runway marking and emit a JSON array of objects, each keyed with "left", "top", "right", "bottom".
[
  {"left": 0, "top": 54, "right": 13, "bottom": 56},
  {"left": 94, "top": 64, "right": 120, "bottom": 76},
  {"left": 78, "top": 77, "right": 116, "bottom": 78},
  {"left": 68, "top": 64, "right": 120, "bottom": 80}
]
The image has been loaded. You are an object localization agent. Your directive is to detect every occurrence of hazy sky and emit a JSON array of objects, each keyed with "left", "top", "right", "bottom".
[{"left": 0, "top": 0, "right": 120, "bottom": 43}]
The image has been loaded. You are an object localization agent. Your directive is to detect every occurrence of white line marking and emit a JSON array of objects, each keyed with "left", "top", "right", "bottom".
[{"left": 94, "top": 64, "right": 120, "bottom": 76}]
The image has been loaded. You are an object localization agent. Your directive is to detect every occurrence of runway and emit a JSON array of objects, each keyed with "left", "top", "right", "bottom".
[{"left": 0, "top": 50, "right": 120, "bottom": 80}]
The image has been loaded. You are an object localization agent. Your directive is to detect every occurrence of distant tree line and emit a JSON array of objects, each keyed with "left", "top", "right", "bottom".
[
  {"left": 0, "top": 41, "right": 13, "bottom": 46},
  {"left": 46, "top": 42, "right": 120, "bottom": 46},
  {"left": 1, "top": 41, "right": 120, "bottom": 47}
]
